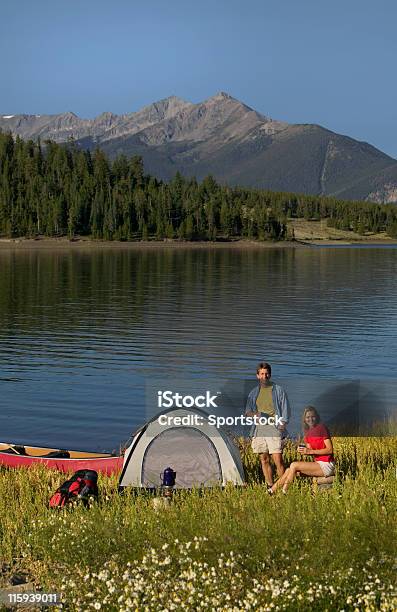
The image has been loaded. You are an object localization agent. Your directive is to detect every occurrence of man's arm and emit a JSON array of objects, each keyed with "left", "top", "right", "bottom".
[
  {"left": 278, "top": 387, "right": 291, "bottom": 425},
  {"left": 272, "top": 385, "right": 290, "bottom": 431}
]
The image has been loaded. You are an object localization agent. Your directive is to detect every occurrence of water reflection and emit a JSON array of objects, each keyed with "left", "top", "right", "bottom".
[{"left": 0, "top": 246, "right": 396, "bottom": 450}]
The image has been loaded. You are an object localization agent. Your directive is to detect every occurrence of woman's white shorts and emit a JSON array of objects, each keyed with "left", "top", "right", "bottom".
[{"left": 317, "top": 461, "right": 335, "bottom": 477}]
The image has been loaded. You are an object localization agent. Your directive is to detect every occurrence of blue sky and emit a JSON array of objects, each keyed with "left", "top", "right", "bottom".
[{"left": 1, "top": 0, "right": 397, "bottom": 157}]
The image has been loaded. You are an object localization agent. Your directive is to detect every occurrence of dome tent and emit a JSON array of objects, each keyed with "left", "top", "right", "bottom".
[{"left": 118, "top": 407, "right": 245, "bottom": 490}]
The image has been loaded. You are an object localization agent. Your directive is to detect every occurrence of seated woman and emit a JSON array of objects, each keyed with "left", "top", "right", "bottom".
[{"left": 270, "top": 406, "right": 335, "bottom": 494}]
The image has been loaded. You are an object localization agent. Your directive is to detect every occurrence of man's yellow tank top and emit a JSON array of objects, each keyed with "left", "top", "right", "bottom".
[{"left": 255, "top": 384, "right": 275, "bottom": 417}]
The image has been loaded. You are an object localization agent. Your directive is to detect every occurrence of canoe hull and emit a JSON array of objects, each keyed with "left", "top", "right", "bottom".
[{"left": 0, "top": 448, "right": 123, "bottom": 475}]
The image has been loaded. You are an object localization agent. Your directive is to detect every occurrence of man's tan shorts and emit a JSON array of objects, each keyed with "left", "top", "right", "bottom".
[{"left": 252, "top": 436, "right": 282, "bottom": 455}]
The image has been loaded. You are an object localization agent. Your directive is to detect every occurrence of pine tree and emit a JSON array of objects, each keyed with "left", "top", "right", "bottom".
[{"left": 1, "top": 131, "right": 396, "bottom": 242}]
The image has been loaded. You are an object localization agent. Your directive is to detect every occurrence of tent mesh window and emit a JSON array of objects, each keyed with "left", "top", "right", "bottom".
[{"left": 141, "top": 427, "right": 222, "bottom": 488}]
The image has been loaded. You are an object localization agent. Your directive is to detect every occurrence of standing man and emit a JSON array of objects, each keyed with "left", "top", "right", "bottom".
[{"left": 245, "top": 362, "right": 290, "bottom": 490}]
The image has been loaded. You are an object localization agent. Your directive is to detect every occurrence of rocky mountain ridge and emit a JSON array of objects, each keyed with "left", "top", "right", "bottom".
[{"left": 1, "top": 92, "right": 397, "bottom": 203}]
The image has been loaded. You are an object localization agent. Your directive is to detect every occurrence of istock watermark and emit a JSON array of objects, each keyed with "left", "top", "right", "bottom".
[
  {"left": 157, "top": 413, "right": 284, "bottom": 428},
  {"left": 145, "top": 377, "right": 397, "bottom": 438},
  {"left": 157, "top": 390, "right": 220, "bottom": 409}
]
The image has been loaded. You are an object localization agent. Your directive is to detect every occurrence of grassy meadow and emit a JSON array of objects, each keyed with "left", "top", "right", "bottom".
[
  {"left": 0, "top": 437, "right": 396, "bottom": 611},
  {"left": 288, "top": 218, "right": 395, "bottom": 243}
]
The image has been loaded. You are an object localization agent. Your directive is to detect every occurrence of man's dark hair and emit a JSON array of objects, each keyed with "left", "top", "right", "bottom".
[{"left": 256, "top": 362, "right": 272, "bottom": 376}]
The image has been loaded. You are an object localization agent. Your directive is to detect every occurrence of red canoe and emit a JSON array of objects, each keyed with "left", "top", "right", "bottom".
[{"left": 0, "top": 442, "right": 123, "bottom": 475}]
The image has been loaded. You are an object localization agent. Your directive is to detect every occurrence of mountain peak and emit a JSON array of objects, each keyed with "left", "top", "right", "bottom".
[
  {"left": 127, "top": 96, "right": 193, "bottom": 126},
  {"left": 59, "top": 111, "right": 78, "bottom": 119},
  {"left": 213, "top": 91, "right": 234, "bottom": 100},
  {"left": 138, "top": 96, "right": 191, "bottom": 113},
  {"left": 205, "top": 91, "right": 238, "bottom": 104},
  {"left": 154, "top": 95, "right": 190, "bottom": 110},
  {"left": 164, "top": 95, "right": 188, "bottom": 103},
  {"left": 97, "top": 111, "right": 117, "bottom": 119},
  {"left": 203, "top": 92, "right": 261, "bottom": 116}
]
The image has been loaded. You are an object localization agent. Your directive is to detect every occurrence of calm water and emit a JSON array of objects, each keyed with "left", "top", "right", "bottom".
[{"left": 1, "top": 245, "right": 397, "bottom": 451}]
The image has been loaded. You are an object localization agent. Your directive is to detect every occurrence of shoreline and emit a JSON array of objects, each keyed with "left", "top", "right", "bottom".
[{"left": 1, "top": 237, "right": 397, "bottom": 250}]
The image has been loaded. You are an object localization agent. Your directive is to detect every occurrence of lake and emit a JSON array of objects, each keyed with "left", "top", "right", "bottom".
[{"left": 1, "top": 244, "right": 396, "bottom": 451}]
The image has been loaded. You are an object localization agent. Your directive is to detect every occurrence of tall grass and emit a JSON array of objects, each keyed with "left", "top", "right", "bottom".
[{"left": 0, "top": 437, "right": 396, "bottom": 610}]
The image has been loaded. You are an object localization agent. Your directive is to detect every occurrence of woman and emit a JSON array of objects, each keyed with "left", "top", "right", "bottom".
[{"left": 270, "top": 406, "right": 335, "bottom": 494}]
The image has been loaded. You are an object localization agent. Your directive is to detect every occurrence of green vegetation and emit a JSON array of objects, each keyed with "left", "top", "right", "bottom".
[
  {"left": 1, "top": 131, "right": 397, "bottom": 242},
  {"left": 0, "top": 438, "right": 396, "bottom": 610}
]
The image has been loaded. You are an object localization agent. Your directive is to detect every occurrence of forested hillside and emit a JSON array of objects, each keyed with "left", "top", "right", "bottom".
[{"left": 1, "top": 132, "right": 397, "bottom": 241}]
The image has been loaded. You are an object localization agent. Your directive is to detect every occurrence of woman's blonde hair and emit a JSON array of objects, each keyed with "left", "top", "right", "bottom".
[{"left": 302, "top": 405, "right": 320, "bottom": 431}]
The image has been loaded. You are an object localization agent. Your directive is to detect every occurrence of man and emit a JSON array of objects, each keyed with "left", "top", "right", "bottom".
[{"left": 245, "top": 362, "right": 290, "bottom": 489}]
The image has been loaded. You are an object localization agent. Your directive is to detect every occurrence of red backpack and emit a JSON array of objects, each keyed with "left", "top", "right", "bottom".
[{"left": 49, "top": 470, "right": 98, "bottom": 508}]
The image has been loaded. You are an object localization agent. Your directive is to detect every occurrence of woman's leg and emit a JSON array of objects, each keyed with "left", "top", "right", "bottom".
[
  {"left": 282, "top": 461, "right": 324, "bottom": 492},
  {"left": 271, "top": 467, "right": 291, "bottom": 492}
]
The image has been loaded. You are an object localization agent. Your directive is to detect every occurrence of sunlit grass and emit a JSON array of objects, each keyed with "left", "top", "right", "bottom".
[{"left": 0, "top": 437, "right": 396, "bottom": 610}]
